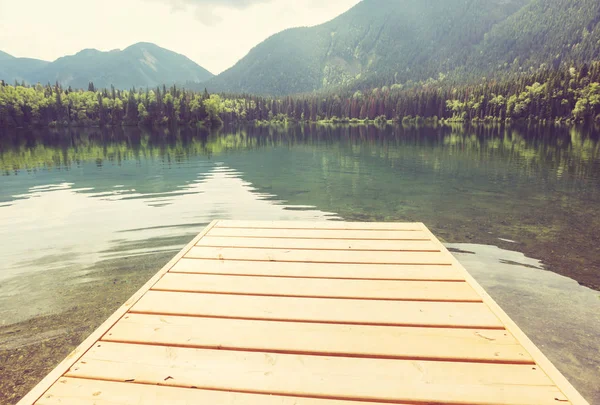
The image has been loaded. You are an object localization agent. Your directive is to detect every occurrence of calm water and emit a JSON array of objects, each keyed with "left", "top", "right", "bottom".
[
  {"left": 4, "top": 124, "right": 599, "bottom": 286},
  {"left": 0, "top": 124, "right": 599, "bottom": 402}
]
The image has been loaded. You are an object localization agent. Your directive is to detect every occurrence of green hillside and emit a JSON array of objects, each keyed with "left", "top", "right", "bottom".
[
  {"left": 207, "top": 0, "right": 600, "bottom": 95},
  {"left": 468, "top": 0, "right": 600, "bottom": 73},
  {"left": 207, "top": 0, "right": 531, "bottom": 95}
]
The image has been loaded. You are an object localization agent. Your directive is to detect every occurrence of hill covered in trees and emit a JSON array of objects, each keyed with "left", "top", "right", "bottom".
[
  {"left": 467, "top": 0, "right": 600, "bottom": 75},
  {"left": 0, "top": 43, "right": 214, "bottom": 90},
  {"left": 207, "top": 0, "right": 600, "bottom": 95},
  {"left": 1, "top": 61, "right": 599, "bottom": 128}
]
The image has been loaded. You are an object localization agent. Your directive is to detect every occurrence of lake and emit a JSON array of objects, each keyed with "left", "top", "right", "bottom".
[{"left": 0, "top": 124, "right": 599, "bottom": 404}]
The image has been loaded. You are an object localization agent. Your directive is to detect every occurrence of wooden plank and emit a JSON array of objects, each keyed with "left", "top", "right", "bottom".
[
  {"left": 208, "top": 227, "right": 432, "bottom": 240},
  {"left": 215, "top": 220, "right": 424, "bottom": 230},
  {"left": 103, "top": 314, "right": 533, "bottom": 363},
  {"left": 66, "top": 342, "right": 566, "bottom": 405},
  {"left": 152, "top": 273, "right": 481, "bottom": 302},
  {"left": 197, "top": 236, "right": 440, "bottom": 251},
  {"left": 131, "top": 291, "right": 503, "bottom": 328},
  {"left": 38, "top": 377, "right": 397, "bottom": 405},
  {"left": 20, "top": 221, "right": 587, "bottom": 405},
  {"left": 418, "top": 224, "right": 588, "bottom": 405},
  {"left": 17, "top": 221, "right": 221, "bottom": 405},
  {"left": 170, "top": 258, "right": 465, "bottom": 281},
  {"left": 185, "top": 246, "right": 452, "bottom": 265}
]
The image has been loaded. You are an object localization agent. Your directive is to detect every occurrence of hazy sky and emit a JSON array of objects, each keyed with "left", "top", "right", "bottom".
[{"left": 0, "top": 0, "right": 360, "bottom": 74}]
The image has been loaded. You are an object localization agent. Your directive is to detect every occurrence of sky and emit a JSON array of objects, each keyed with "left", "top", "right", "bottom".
[{"left": 0, "top": 0, "right": 360, "bottom": 74}]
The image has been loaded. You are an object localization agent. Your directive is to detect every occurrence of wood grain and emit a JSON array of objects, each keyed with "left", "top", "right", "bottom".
[
  {"left": 208, "top": 227, "right": 431, "bottom": 240},
  {"left": 131, "top": 290, "right": 503, "bottom": 328},
  {"left": 215, "top": 220, "right": 424, "bottom": 230},
  {"left": 197, "top": 236, "right": 439, "bottom": 251},
  {"left": 170, "top": 258, "right": 464, "bottom": 280},
  {"left": 38, "top": 378, "right": 397, "bottom": 405},
  {"left": 185, "top": 246, "right": 452, "bottom": 264},
  {"left": 152, "top": 273, "right": 481, "bottom": 302},
  {"left": 66, "top": 342, "right": 564, "bottom": 405},
  {"left": 103, "top": 314, "right": 532, "bottom": 363}
]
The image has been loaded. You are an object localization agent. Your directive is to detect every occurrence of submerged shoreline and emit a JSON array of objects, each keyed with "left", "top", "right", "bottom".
[{"left": 0, "top": 250, "right": 176, "bottom": 405}]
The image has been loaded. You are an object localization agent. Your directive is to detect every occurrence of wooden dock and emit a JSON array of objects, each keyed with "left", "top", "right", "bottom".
[{"left": 19, "top": 221, "right": 588, "bottom": 405}]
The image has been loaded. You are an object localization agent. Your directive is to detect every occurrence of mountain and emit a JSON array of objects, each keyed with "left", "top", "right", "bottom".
[
  {"left": 467, "top": 0, "right": 600, "bottom": 73},
  {"left": 207, "top": 0, "right": 531, "bottom": 95},
  {"left": 0, "top": 51, "right": 14, "bottom": 61},
  {"left": 0, "top": 43, "right": 214, "bottom": 89},
  {"left": 207, "top": 0, "right": 600, "bottom": 95},
  {"left": 4, "top": 0, "right": 599, "bottom": 94},
  {"left": 0, "top": 51, "right": 49, "bottom": 84}
]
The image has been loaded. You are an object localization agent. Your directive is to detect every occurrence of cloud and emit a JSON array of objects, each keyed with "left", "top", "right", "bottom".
[{"left": 146, "top": 0, "right": 274, "bottom": 25}]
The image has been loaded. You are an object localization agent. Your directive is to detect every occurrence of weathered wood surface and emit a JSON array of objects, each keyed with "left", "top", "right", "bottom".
[{"left": 19, "top": 221, "right": 589, "bottom": 405}]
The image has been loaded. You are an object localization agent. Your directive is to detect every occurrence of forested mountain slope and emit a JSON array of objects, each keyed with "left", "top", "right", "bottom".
[
  {"left": 2, "top": 0, "right": 599, "bottom": 95},
  {"left": 207, "top": 0, "right": 531, "bottom": 95},
  {"left": 208, "top": 0, "right": 600, "bottom": 95},
  {"left": 468, "top": 0, "right": 600, "bottom": 73}
]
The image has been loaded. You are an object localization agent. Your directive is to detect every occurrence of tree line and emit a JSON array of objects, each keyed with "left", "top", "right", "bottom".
[{"left": 1, "top": 61, "right": 599, "bottom": 128}]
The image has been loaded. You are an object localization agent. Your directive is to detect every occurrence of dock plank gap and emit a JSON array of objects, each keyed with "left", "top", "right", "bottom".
[{"left": 19, "top": 220, "right": 589, "bottom": 405}]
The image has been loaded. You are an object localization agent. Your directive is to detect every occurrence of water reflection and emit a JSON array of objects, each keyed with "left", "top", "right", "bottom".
[{"left": 2, "top": 124, "right": 599, "bottom": 181}]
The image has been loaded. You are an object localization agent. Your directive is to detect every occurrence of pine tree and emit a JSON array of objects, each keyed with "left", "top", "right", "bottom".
[
  {"left": 126, "top": 90, "right": 138, "bottom": 123},
  {"left": 55, "top": 87, "right": 64, "bottom": 121},
  {"left": 97, "top": 93, "right": 105, "bottom": 124}
]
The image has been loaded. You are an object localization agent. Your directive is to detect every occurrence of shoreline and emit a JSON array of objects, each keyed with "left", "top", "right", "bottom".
[
  {"left": 2, "top": 117, "right": 599, "bottom": 131},
  {"left": 0, "top": 249, "right": 175, "bottom": 405}
]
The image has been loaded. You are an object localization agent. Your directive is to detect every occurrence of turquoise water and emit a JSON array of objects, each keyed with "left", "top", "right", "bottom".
[
  {"left": 0, "top": 124, "right": 599, "bottom": 402},
  {"left": 3, "top": 124, "right": 599, "bottom": 288}
]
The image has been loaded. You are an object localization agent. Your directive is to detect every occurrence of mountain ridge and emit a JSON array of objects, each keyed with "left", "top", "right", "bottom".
[
  {"left": 0, "top": 42, "right": 214, "bottom": 89},
  {"left": 0, "top": 50, "right": 49, "bottom": 84},
  {"left": 3, "top": 0, "right": 600, "bottom": 94},
  {"left": 0, "top": 50, "right": 15, "bottom": 61}
]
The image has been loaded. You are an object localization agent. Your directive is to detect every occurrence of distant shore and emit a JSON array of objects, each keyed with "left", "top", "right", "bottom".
[{"left": 3, "top": 116, "right": 598, "bottom": 131}]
